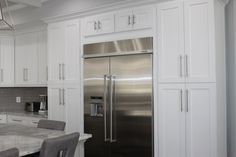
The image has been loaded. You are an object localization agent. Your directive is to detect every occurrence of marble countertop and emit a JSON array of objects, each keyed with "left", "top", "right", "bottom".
[
  {"left": 0, "top": 111, "right": 48, "bottom": 119},
  {"left": 0, "top": 124, "right": 92, "bottom": 156}
]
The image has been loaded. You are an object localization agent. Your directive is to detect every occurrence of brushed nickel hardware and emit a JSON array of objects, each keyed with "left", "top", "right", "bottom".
[
  {"left": 180, "top": 89, "right": 183, "bottom": 112},
  {"left": 94, "top": 21, "right": 97, "bottom": 30},
  {"left": 186, "top": 89, "right": 189, "bottom": 112},
  {"left": 98, "top": 21, "right": 101, "bottom": 30},
  {"left": 132, "top": 14, "right": 136, "bottom": 25},
  {"left": 185, "top": 55, "right": 189, "bottom": 77},
  {"left": 128, "top": 16, "right": 131, "bottom": 25},
  {"left": 180, "top": 55, "right": 183, "bottom": 77}
]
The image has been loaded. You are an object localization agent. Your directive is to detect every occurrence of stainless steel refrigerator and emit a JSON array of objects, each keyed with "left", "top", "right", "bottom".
[{"left": 84, "top": 37, "right": 153, "bottom": 157}]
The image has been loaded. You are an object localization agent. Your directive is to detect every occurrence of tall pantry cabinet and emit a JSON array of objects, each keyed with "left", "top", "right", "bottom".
[
  {"left": 47, "top": 19, "right": 81, "bottom": 133},
  {"left": 157, "top": 0, "right": 226, "bottom": 157}
]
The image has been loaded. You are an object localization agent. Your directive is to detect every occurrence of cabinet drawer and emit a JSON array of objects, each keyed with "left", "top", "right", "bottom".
[{"left": 7, "top": 115, "right": 27, "bottom": 125}]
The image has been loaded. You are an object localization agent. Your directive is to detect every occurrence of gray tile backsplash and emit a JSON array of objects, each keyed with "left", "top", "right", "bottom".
[{"left": 0, "top": 88, "right": 47, "bottom": 112}]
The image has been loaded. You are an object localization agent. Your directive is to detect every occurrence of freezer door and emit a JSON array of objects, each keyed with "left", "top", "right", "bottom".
[
  {"left": 110, "top": 54, "right": 153, "bottom": 157},
  {"left": 84, "top": 57, "right": 110, "bottom": 157}
]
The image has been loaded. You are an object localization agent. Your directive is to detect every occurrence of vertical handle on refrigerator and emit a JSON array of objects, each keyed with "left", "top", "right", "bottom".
[
  {"left": 104, "top": 75, "right": 109, "bottom": 142},
  {"left": 110, "top": 75, "right": 116, "bottom": 143}
]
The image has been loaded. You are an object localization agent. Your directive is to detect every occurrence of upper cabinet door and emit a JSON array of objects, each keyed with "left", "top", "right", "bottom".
[
  {"left": 185, "top": 83, "right": 216, "bottom": 157},
  {"left": 15, "top": 33, "right": 38, "bottom": 85},
  {"left": 97, "top": 14, "right": 115, "bottom": 35},
  {"left": 115, "top": 10, "right": 133, "bottom": 32},
  {"left": 48, "top": 22, "right": 65, "bottom": 84},
  {"left": 132, "top": 7, "right": 153, "bottom": 30},
  {"left": 0, "top": 37, "right": 14, "bottom": 86},
  {"left": 82, "top": 14, "right": 114, "bottom": 37},
  {"left": 157, "top": 2, "right": 185, "bottom": 83},
  {"left": 37, "top": 31, "right": 48, "bottom": 85},
  {"left": 64, "top": 19, "right": 80, "bottom": 83},
  {"left": 184, "top": 0, "right": 215, "bottom": 83},
  {"left": 158, "top": 84, "right": 186, "bottom": 157}
]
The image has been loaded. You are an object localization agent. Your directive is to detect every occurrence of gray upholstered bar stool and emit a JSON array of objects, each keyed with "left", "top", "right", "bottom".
[
  {"left": 0, "top": 148, "right": 19, "bottom": 157},
  {"left": 37, "top": 120, "right": 66, "bottom": 131},
  {"left": 39, "top": 133, "right": 80, "bottom": 157}
]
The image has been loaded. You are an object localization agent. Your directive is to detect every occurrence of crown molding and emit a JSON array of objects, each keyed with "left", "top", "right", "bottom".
[{"left": 42, "top": 0, "right": 158, "bottom": 23}]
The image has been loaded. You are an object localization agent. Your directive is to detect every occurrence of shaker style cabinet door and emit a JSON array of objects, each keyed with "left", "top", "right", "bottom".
[
  {"left": 115, "top": 10, "right": 133, "bottom": 32},
  {"left": 158, "top": 84, "right": 186, "bottom": 157},
  {"left": 82, "top": 18, "right": 98, "bottom": 36},
  {"left": 0, "top": 37, "right": 14, "bottom": 87},
  {"left": 157, "top": 2, "right": 185, "bottom": 83},
  {"left": 48, "top": 22, "right": 65, "bottom": 84},
  {"left": 48, "top": 86, "right": 65, "bottom": 122},
  {"left": 15, "top": 33, "right": 38, "bottom": 85},
  {"left": 132, "top": 7, "right": 153, "bottom": 30},
  {"left": 96, "top": 14, "right": 115, "bottom": 34},
  {"left": 37, "top": 31, "right": 48, "bottom": 85},
  {"left": 185, "top": 83, "right": 216, "bottom": 157},
  {"left": 64, "top": 19, "right": 80, "bottom": 84},
  {"left": 184, "top": 0, "right": 215, "bottom": 83}
]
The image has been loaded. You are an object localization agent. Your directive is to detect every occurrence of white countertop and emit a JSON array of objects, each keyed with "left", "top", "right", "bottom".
[{"left": 0, "top": 124, "right": 92, "bottom": 156}]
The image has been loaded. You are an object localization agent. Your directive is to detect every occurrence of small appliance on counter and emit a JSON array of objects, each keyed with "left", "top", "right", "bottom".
[
  {"left": 25, "top": 102, "right": 41, "bottom": 112},
  {"left": 38, "top": 95, "right": 48, "bottom": 115}
]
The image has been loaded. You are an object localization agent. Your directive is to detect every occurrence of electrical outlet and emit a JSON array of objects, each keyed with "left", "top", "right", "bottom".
[{"left": 16, "top": 97, "right": 21, "bottom": 103}]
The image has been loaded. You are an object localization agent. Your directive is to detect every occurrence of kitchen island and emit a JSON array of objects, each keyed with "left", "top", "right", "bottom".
[{"left": 0, "top": 124, "right": 92, "bottom": 156}]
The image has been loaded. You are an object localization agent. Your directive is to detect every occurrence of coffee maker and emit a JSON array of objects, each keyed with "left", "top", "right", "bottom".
[{"left": 38, "top": 95, "right": 47, "bottom": 114}]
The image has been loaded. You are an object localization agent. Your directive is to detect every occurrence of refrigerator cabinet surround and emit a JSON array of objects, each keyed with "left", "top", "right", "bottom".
[{"left": 84, "top": 37, "right": 153, "bottom": 157}]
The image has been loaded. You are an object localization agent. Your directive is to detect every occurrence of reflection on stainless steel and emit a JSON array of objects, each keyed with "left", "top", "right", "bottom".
[
  {"left": 84, "top": 37, "right": 153, "bottom": 57},
  {"left": 84, "top": 37, "right": 153, "bottom": 157}
]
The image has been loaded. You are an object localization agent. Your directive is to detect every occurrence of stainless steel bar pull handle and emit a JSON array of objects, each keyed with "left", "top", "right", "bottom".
[
  {"left": 128, "top": 16, "right": 131, "bottom": 25},
  {"left": 94, "top": 21, "right": 97, "bottom": 30},
  {"left": 98, "top": 21, "right": 101, "bottom": 30},
  {"left": 185, "top": 55, "right": 189, "bottom": 77},
  {"left": 62, "top": 89, "right": 65, "bottom": 106},
  {"left": 59, "top": 64, "right": 62, "bottom": 80},
  {"left": 1, "top": 69, "right": 3, "bottom": 82},
  {"left": 180, "top": 55, "right": 183, "bottom": 77},
  {"left": 59, "top": 89, "right": 61, "bottom": 105},
  {"left": 132, "top": 14, "right": 136, "bottom": 25},
  {"left": 103, "top": 75, "right": 109, "bottom": 142},
  {"left": 23, "top": 68, "right": 26, "bottom": 82},
  {"left": 180, "top": 89, "right": 183, "bottom": 112},
  {"left": 186, "top": 89, "right": 189, "bottom": 112},
  {"left": 62, "top": 63, "right": 65, "bottom": 80},
  {"left": 26, "top": 68, "right": 28, "bottom": 81},
  {"left": 110, "top": 75, "right": 116, "bottom": 143}
]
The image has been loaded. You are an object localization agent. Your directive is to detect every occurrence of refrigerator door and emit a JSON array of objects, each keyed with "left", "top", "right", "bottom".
[
  {"left": 109, "top": 54, "right": 153, "bottom": 157},
  {"left": 84, "top": 57, "right": 110, "bottom": 157}
]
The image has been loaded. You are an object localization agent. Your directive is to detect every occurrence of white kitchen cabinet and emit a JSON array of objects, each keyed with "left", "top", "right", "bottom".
[
  {"left": 115, "top": 7, "right": 153, "bottom": 32},
  {"left": 48, "top": 85, "right": 65, "bottom": 122},
  {"left": 185, "top": 84, "right": 216, "bottom": 157},
  {"left": 0, "top": 37, "right": 14, "bottom": 87},
  {"left": 0, "top": 114, "right": 7, "bottom": 123},
  {"left": 157, "top": 0, "right": 215, "bottom": 83},
  {"left": 48, "top": 19, "right": 80, "bottom": 84},
  {"left": 15, "top": 33, "right": 38, "bottom": 85},
  {"left": 184, "top": 0, "right": 215, "bottom": 82},
  {"left": 158, "top": 84, "right": 186, "bottom": 157},
  {"left": 48, "top": 19, "right": 81, "bottom": 133},
  {"left": 158, "top": 83, "right": 216, "bottom": 157},
  {"left": 48, "top": 22, "right": 65, "bottom": 84},
  {"left": 82, "top": 14, "right": 114, "bottom": 37},
  {"left": 37, "top": 31, "right": 48, "bottom": 85},
  {"left": 157, "top": 2, "right": 185, "bottom": 83},
  {"left": 15, "top": 31, "right": 47, "bottom": 86}
]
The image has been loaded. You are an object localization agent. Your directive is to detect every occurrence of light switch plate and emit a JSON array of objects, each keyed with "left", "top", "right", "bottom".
[{"left": 16, "top": 97, "right": 21, "bottom": 103}]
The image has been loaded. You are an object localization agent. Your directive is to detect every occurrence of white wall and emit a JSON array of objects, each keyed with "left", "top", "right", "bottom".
[{"left": 226, "top": 0, "right": 236, "bottom": 157}]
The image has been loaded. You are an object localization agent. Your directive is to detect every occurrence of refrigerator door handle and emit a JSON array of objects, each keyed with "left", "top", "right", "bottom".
[
  {"left": 110, "top": 75, "right": 116, "bottom": 143},
  {"left": 104, "top": 75, "right": 110, "bottom": 142}
]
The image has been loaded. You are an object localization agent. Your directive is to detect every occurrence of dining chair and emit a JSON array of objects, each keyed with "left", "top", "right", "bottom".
[
  {"left": 37, "top": 119, "right": 66, "bottom": 131},
  {"left": 0, "top": 148, "right": 19, "bottom": 157},
  {"left": 39, "top": 133, "right": 80, "bottom": 157}
]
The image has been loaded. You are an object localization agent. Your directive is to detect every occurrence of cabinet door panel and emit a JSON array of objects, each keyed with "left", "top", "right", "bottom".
[
  {"left": 48, "top": 86, "right": 65, "bottom": 122},
  {"left": 82, "top": 18, "right": 97, "bottom": 36},
  {"left": 15, "top": 33, "right": 38, "bottom": 85},
  {"left": 64, "top": 19, "right": 80, "bottom": 83},
  {"left": 115, "top": 11, "right": 133, "bottom": 32},
  {"left": 38, "top": 31, "right": 47, "bottom": 85},
  {"left": 97, "top": 14, "right": 114, "bottom": 34},
  {"left": 48, "top": 22, "right": 65, "bottom": 84},
  {"left": 186, "top": 84, "right": 216, "bottom": 157},
  {"left": 0, "top": 37, "right": 14, "bottom": 86},
  {"left": 158, "top": 84, "right": 186, "bottom": 157},
  {"left": 184, "top": 0, "right": 215, "bottom": 82},
  {"left": 157, "top": 2, "right": 185, "bottom": 83},
  {"left": 64, "top": 84, "right": 81, "bottom": 133},
  {"left": 132, "top": 7, "right": 153, "bottom": 30}
]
